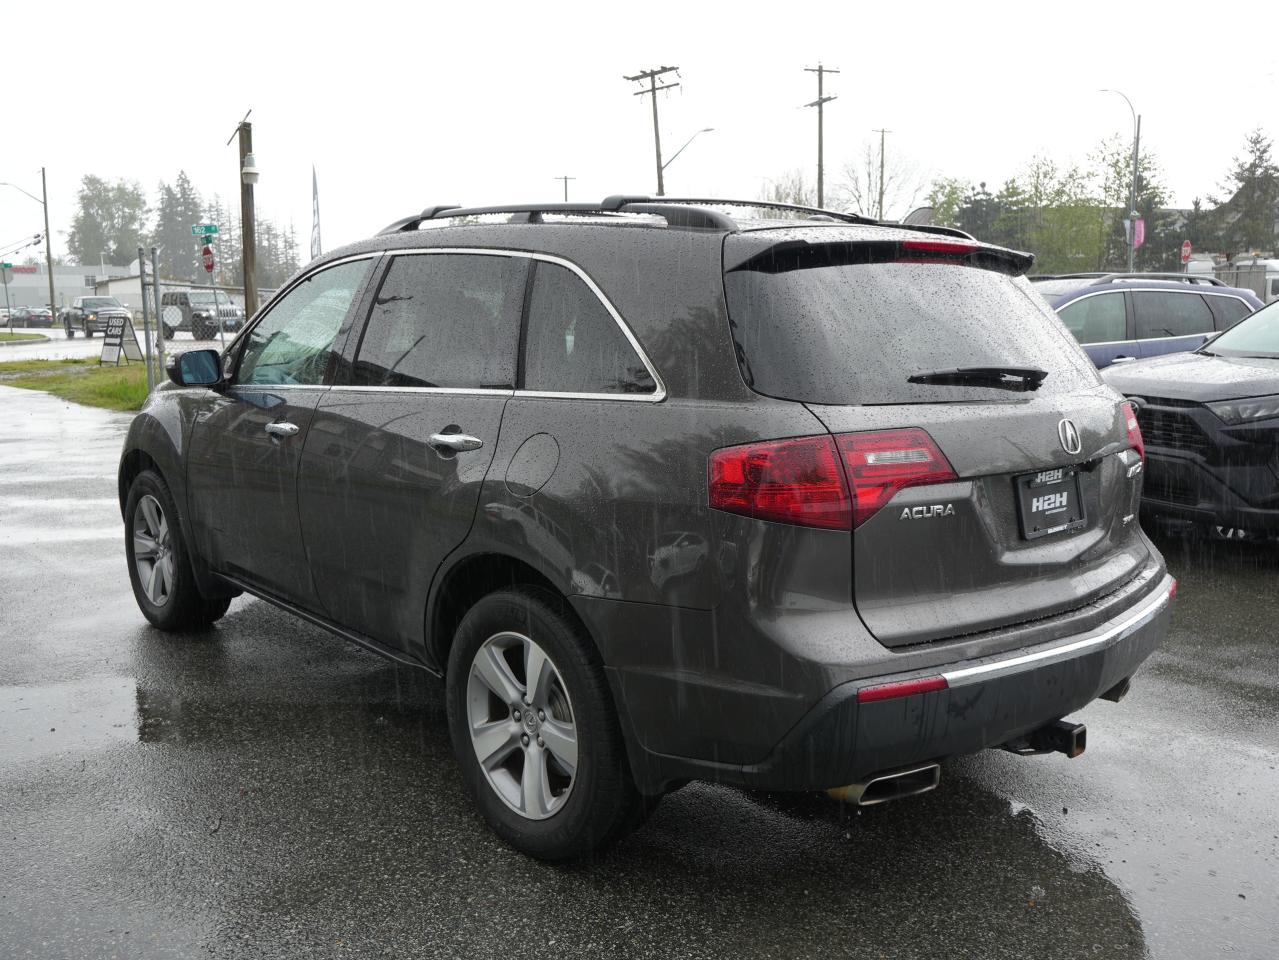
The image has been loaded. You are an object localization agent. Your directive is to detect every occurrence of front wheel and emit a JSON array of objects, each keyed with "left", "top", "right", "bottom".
[
  {"left": 125, "top": 469, "right": 231, "bottom": 631},
  {"left": 446, "top": 586, "right": 652, "bottom": 860}
]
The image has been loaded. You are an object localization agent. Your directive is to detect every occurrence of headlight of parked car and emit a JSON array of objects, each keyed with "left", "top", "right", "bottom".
[{"left": 1206, "top": 395, "right": 1279, "bottom": 425}]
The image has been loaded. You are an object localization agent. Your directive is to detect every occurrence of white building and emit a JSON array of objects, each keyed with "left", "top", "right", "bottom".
[{"left": 0, "top": 262, "right": 131, "bottom": 311}]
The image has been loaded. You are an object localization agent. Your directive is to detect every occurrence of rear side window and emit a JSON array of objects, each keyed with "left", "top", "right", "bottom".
[
  {"left": 521, "top": 261, "right": 656, "bottom": 395},
  {"left": 1211, "top": 295, "right": 1252, "bottom": 329},
  {"left": 1058, "top": 293, "right": 1126, "bottom": 344},
  {"left": 724, "top": 251, "right": 1097, "bottom": 405},
  {"left": 1132, "top": 291, "right": 1214, "bottom": 339},
  {"left": 354, "top": 253, "right": 526, "bottom": 389}
]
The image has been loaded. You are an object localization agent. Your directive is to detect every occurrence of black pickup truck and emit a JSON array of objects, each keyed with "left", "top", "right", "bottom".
[{"left": 61, "top": 296, "right": 132, "bottom": 338}]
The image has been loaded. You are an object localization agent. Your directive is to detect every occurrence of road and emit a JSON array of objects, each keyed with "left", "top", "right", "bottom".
[
  {"left": 0, "top": 330, "right": 231, "bottom": 363},
  {"left": 1, "top": 384, "right": 1276, "bottom": 959}
]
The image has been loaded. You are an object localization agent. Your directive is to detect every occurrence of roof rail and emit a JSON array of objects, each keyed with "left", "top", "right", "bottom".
[
  {"left": 376, "top": 195, "right": 976, "bottom": 238},
  {"left": 1089, "top": 272, "right": 1225, "bottom": 287}
]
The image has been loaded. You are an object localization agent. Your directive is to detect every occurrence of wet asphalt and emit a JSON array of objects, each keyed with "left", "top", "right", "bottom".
[{"left": 1, "top": 383, "right": 1276, "bottom": 960}]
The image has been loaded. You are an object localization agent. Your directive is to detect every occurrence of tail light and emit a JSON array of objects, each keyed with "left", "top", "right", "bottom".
[
  {"left": 709, "top": 427, "right": 956, "bottom": 530},
  {"left": 1122, "top": 400, "right": 1145, "bottom": 461}
]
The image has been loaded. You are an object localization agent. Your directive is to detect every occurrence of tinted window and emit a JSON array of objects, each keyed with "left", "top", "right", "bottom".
[
  {"left": 1058, "top": 293, "right": 1126, "bottom": 344},
  {"left": 522, "top": 262, "right": 656, "bottom": 395},
  {"left": 236, "top": 259, "right": 371, "bottom": 386},
  {"left": 354, "top": 253, "right": 525, "bottom": 389},
  {"left": 1132, "top": 291, "right": 1214, "bottom": 340},
  {"left": 725, "top": 258, "right": 1097, "bottom": 405},
  {"left": 1211, "top": 295, "right": 1252, "bottom": 329},
  {"left": 1207, "top": 300, "right": 1279, "bottom": 357}
]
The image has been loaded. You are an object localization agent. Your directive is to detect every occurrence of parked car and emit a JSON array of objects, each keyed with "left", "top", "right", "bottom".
[
  {"left": 1102, "top": 298, "right": 1279, "bottom": 538},
  {"left": 159, "top": 289, "right": 245, "bottom": 340},
  {"left": 61, "top": 296, "right": 131, "bottom": 338},
  {"left": 1031, "top": 273, "right": 1262, "bottom": 368},
  {"left": 19, "top": 307, "right": 55, "bottom": 328},
  {"left": 118, "top": 196, "right": 1175, "bottom": 860}
]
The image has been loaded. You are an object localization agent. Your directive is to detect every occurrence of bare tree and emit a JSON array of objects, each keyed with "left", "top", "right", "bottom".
[
  {"left": 833, "top": 140, "right": 925, "bottom": 220},
  {"left": 756, "top": 169, "right": 817, "bottom": 210}
]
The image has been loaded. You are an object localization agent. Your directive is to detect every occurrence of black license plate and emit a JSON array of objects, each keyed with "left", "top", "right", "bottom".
[{"left": 1015, "top": 466, "right": 1086, "bottom": 540}]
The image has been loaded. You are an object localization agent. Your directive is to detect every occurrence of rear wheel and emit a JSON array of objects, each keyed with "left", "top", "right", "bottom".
[
  {"left": 446, "top": 586, "right": 653, "bottom": 860},
  {"left": 162, "top": 323, "right": 176, "bottom": 341},
  {"left": 125, "top": 469, "right": 231, "bottom": 631}
]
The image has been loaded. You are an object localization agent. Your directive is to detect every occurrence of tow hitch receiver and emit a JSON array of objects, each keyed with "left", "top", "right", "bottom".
[{"left": 1002, "top": 719, "right": 1087, "bottom": 759}]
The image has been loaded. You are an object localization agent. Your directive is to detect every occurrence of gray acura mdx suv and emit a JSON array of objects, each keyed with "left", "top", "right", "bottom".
[{"left": 118, "top": 196, "right": 1175, "bottom": 859}]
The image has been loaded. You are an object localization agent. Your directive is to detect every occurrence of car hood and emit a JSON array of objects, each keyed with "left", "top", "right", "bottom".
[{"left": 1101, "top": 351, "right": 1279, "bottom": 401}]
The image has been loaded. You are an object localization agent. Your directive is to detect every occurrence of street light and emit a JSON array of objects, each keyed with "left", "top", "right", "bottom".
[
  {"left": 1100, "top": 89, "right": 1141, "bottom": 272},
  {"left": 661, "top": 128, "right": 715, "bottom": 180},
  {"left": 0, "top": 170, "right": 58, "bottom": 326}
]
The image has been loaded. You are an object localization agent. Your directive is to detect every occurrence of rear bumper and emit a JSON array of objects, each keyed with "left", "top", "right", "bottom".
[{"left": 609, "top": 573, "right": 1173, "bottom": 794}]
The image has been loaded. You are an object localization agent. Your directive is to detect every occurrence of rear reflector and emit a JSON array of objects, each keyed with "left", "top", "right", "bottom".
[
  {"left": 1122, "top": 400, "right": 1145, "bottom": 461},
  {"left": 1169, "top": 578, "right": 1178, "bottom": 601},
  {"left": 709, "top": 428, "right": 956, "bottom": 530},
  {"left": 857, "top": 675, "right": 948, "bottom": 704}
]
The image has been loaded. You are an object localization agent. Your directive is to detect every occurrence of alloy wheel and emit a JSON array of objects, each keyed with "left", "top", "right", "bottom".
[
  {"left": 132, "top": 494, "right": 174, "bottom": 607},
  {"left": 466, "top": 631, "right": 578, "bottom": 820}
]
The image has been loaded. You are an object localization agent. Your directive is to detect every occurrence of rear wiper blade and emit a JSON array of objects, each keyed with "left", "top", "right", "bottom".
[{"left": 907, "top": 366, "right": 1049, "bottom": 391}]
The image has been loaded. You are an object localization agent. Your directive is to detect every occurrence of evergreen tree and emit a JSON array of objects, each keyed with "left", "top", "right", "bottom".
[
  {"left": 1213, "top": 130, "right": 1279, "bottom": 253},
  {"left": 66, "top": 175, "right": 148, "bottom": 267}
]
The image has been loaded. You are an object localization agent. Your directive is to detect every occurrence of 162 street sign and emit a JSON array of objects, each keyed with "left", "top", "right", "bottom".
[{"left": 191, "top": 223, "right": 219, "bottom": 237}]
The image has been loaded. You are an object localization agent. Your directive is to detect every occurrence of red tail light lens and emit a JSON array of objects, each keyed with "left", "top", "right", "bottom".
[
  {"left": 709, "top": 435, "right": 851, "bottom": 529},
  {"left": 1122, "top": 400, "right": 1145, "bottom": 461},
  {"left": 709, "top": 428, "right": 956, "bottom": 530},
  {"left": 836, "top": 428, "right": 957, "bottom": 528},
  {"left": 901, "top": 239, "right": 978, "bottom": 255}
]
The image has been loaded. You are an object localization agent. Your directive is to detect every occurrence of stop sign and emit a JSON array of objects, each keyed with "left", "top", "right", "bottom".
[
  {"left": 1181, "top": 240, "right": 1192, "bottom": 264},
  {"left": 202, "top": 245, "right": 215, "bottom": 274}
]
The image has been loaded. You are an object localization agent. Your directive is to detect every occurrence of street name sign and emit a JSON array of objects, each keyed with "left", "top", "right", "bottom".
[{"left": 191, "top": 224, "right": 219, "bottom": 236}]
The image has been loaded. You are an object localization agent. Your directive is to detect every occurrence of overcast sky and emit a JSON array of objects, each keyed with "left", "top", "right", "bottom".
[{"left": 4, "top": 0, "right": 1277, "bottom": 265}]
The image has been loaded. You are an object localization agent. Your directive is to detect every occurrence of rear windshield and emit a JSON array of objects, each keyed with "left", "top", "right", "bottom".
[{"left": 725, "top": 256, "right": 1099, "bottom": 405}]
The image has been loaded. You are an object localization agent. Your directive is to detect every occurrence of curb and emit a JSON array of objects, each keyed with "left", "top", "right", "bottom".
[{"left": 0, "top": 333, "right": 52, "bottom": 347}]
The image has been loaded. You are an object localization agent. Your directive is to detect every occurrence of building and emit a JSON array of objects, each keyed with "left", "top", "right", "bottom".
[{"left": 0, "top": 262, "right": 131, "bottom": 310}]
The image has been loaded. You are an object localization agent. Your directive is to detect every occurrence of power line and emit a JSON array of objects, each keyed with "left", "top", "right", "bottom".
[
  {"left": 624, "top": 66, "right": 680, "bottom": 196},
  {"left": 804, "top": 63, "right": 839, "bottom": 208}
]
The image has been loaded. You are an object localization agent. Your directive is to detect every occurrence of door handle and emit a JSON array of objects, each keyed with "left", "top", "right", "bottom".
[
  {"left": 1109, "top": 356, "right": 1136, "bottom": 364},
  {"left": 429, "top": 433, "right": 484, "bottom": 452},
  {"left": 264, "top": 421, "right": 300, "bottom": 437}
]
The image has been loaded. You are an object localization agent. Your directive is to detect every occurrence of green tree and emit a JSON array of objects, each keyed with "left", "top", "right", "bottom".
[
  {"left": 1092, "top": 135, "right": 1169, "bottom": 270},
  {"left": 1213, "top": 129, "right": 1279, "bottom": 253},
  {"left": 923, "top": 177, "right": 971, "bottom": 229},
  {"left": 151, "top": 172, "right": 206, "bottom": 281},
  {"left": 65, "top": 175, "right": 148, "bottom": 267}
]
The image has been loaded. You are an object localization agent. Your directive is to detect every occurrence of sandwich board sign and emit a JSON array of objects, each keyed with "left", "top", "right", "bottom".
[{"left": 100, "top": 315, "right": 144, "bottom": 365}]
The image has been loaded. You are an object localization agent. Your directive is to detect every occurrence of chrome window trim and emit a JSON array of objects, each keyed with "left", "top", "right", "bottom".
[
  {"left": 375, "top": 247, "right": 667, "bottom": 403},
  {"left": 325, "top": 385, "right": 514, "bottom": 397}
]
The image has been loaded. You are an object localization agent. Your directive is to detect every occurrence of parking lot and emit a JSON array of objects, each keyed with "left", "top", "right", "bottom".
[{"left": 1, "top": 383, "right": 1275, "bottom": 960}]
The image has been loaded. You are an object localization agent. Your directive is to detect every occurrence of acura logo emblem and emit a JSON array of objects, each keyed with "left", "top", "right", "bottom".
[{"left": 1058, "top": 418, "right": 1082, "bottom": 455}]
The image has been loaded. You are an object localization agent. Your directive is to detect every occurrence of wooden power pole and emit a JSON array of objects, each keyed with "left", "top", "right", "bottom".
[
  {"left": 554, "top": 175, "right": 576, "bottom": 202},
  {"left": 624, "top": 66, "right": 680, "bottom": 196},
  {"left": 804, "top": 64, "right": 839, "bottom": 208},
  {"left": 235, "top": 119, "right": 258, "bottom": 318},
  {"left": 872, "top": 128, "right": 891, "bottom": 220}
]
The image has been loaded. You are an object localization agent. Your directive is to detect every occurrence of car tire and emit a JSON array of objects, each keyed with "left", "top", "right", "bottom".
[
  {"left": 124, "top": 469, "right": 231, "bottom": 631},
  {"left": 445, "top": 585, "right": 653, "bottom": 860},
  {"left": 64, "top": 322, "right": 75, "bottom": 338},
  {"left": 83, "top": 324, "right": 93, "bottom": 338},
  {"left": 162, "top": 324, "right": 176, "bottom": 341}
]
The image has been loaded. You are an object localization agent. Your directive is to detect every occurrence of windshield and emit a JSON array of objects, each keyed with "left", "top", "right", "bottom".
[
  {"left": 1029, "top": 279, "right": 1092, "bottom": 301},
  {"left": 1204, "top": 299, "right": 1279, "bottom": 358},
  {"left": 83, "top": 298, "right": 122, "bottom": 310},
  {"left": 725, "top": 258, "right": 1099, "bottom": 405}
]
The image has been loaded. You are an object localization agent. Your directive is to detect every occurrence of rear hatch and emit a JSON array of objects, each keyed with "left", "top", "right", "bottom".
[{"left": 723, "top": 230, "right": 1150, "bottom": 647}]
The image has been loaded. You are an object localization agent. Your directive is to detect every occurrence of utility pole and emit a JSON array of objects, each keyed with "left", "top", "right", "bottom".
[
  {"left": 624, "top": 66, "right": 680, "bottom": 196},
  {"left": 1130, "top": 115, "right": 1141, "bottom": 272},
  {"left": 872, "top": 129, "right": 891, "bottom": 220},
  {"left": 229, "top": 114, "right": 259, "bottom": 318},
  {"left": 554, "top": 175, "right": 576, "bottom": 202},
  {"left": 804, "top": 63, "right": 839, "bottom": 208},
  {"left": 41, "top": 168, "right": 56, "bottom": 320}
]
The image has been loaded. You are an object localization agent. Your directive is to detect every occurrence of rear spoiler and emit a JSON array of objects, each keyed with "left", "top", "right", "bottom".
[{"left": 727, "top": 238, "right": 1035, "bottom": 277}]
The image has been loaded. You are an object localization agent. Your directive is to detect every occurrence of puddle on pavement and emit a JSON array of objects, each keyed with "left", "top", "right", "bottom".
[{"left": 0, "top": 677, "right": 138, "bottom": 764}]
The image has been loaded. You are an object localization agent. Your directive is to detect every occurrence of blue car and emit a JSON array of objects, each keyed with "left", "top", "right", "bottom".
[{"left": 1032, "top": 273, "right": 1263, "bottom": 368}]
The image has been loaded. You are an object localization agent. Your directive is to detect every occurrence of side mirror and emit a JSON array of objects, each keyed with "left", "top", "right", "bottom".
[{"left": 167, "top": 349, "right": 222, "bottom": 387}]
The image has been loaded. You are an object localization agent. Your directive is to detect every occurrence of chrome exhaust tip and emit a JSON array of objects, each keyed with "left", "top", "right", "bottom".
[{"left": 826, "top": 762, "right": 941, "bottom": 806}]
